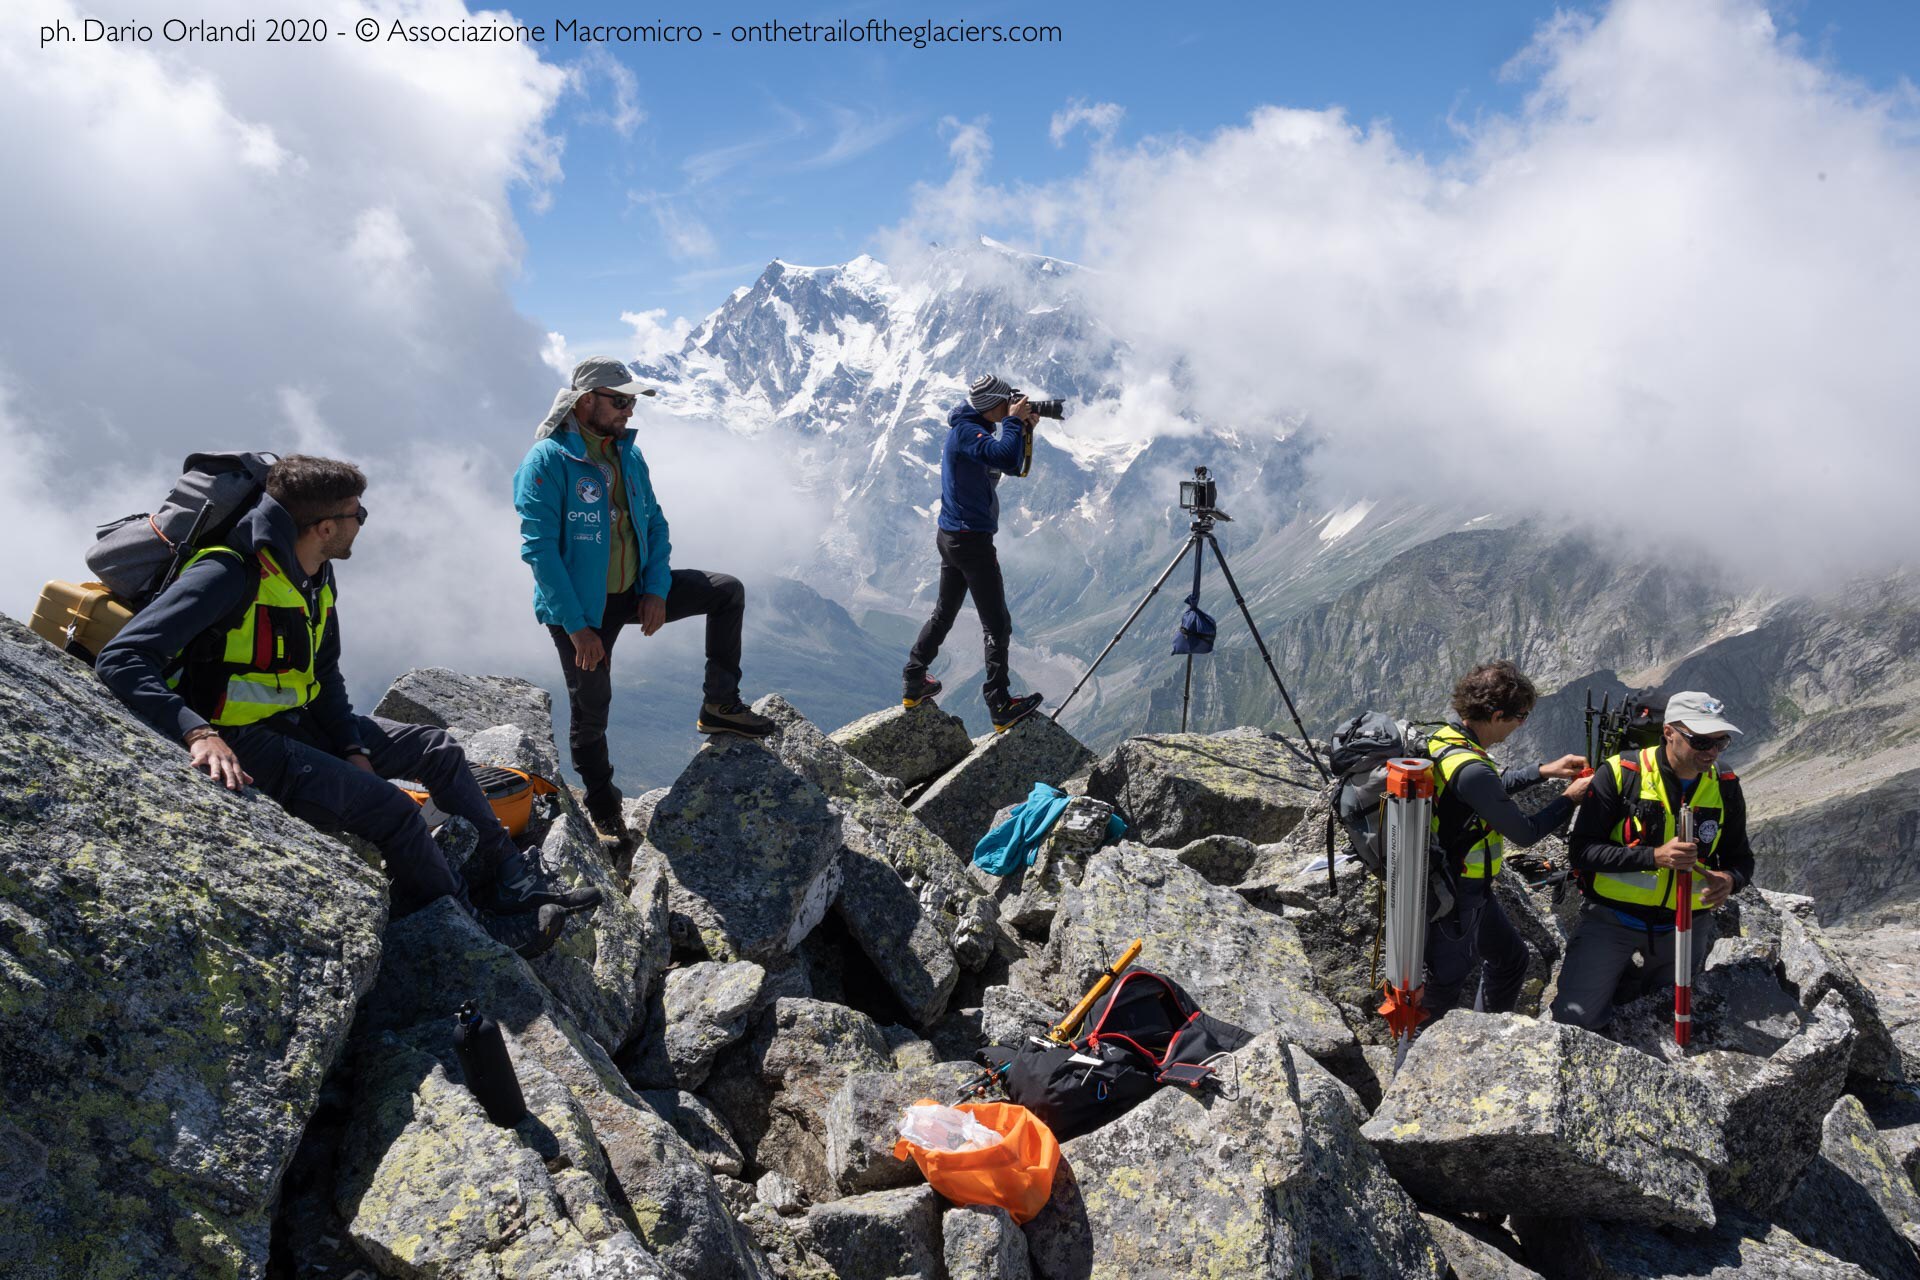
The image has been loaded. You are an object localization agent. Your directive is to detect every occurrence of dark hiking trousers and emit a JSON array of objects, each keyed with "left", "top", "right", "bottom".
[
  {"left": 225, "top": 712, "right": 517, "bottom": 915},
  {"left": 904, "top": 529, "right": 1011, "bottom": 708},
  {"left": 1422, "top": 877, "right": 1530, "bottom": 1021},
  {"left": 1550, "top": 902, "right": 1715, "bottom": 1030},
  {"left": 548, "top": 570, "right": 746, "bottom": 802}
]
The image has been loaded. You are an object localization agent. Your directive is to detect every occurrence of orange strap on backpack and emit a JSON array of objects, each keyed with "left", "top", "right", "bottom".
[{"left": 891, "top": 1101, "right": 1060, "bottom": 1224}]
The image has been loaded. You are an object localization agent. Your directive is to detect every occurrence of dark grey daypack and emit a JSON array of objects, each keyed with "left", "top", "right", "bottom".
[
  {"left": 1325, "top": 711, "right": 1432, "bottom": 876},
  {"left": 86, "top": 452, "right": 274, "bottom": 607}
]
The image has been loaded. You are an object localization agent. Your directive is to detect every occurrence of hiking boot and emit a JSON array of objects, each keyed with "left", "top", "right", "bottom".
[
  {"left": 903, "top": 675, "right": 943, "bottom": 708},
  {"left": 481, "top": 852, "right": 604, "bottom": 915},
  {"left": 584, "top": 787, "right": 631, "bottom": 850},
  {"left": 698, "top": 699, "right": 776, "bottom": 738},
  {"left": 988, "top": 692, "right": 1045, "bottom": 733},
  {"left": 478, "top": 903, "right": 568, "bottom": 959}
]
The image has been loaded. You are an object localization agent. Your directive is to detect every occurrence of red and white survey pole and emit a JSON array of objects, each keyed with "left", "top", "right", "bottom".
[
  {"left": 1380, "top": 758, "right": 1435, "bottom": 1072},
  {"left": 1674, "top": 803, "right": 1695, "bottom": 1048}
]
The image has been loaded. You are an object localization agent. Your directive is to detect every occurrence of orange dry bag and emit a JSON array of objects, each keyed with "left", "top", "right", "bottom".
[{"left": 891, "top": 1101, "right": 1060, "bottom": 1225}]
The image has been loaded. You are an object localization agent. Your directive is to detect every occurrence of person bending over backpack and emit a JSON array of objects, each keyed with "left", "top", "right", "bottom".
[
  {"left": 96, "top": 455, "right": 598, "bottom": 958},
  {"left": 1421, "top": 660, "right": 1592, "bottom": 1021},
  {"left": 1551, "top": 691, "right": 1753, "bottom": 1031},
  {"left": 899, "top": 373, "right": 1046, "bottom": 731}
]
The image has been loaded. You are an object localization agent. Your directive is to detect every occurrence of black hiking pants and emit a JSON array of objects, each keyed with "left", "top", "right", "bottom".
[
  {"left": 904, "top": 529, "right": 1011, "bottom": 709},
  {"left": 225, "top": 711, "right": 518, "bottom": 915},
  {"left": 548, "top": 571, "right": 745, "bottom": 804},
  {"left": 1422, "top": 876, "right": 1529, "bottom": 1020}
]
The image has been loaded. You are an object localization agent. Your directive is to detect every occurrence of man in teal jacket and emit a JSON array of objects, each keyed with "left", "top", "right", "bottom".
[{"left": 515, "top": 357, "right": 774, "bottom": 846}]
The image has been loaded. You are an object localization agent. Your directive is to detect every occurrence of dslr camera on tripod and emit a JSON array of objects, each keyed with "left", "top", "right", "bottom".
[{"left": 1179, "top": 467, "right": 1231, "bottom": 523}]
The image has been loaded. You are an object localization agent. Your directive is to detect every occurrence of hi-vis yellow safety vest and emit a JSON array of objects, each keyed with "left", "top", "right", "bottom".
[
  {"left": 168, "top": 546, "right": 335, "bottom": 727},
  {"left": 1427, "top": 724, "right": 1503, "bottom": 879},
  {"left": 1589, "top": 745, "right": 1724, "bottom": 914}
]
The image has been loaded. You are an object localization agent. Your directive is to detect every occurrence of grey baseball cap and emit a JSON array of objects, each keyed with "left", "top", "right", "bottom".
[
  {"left": 1664, "top": 691, "right": 1741, "bottom": 736},
  {"left": 570, "top": 356, "right": 657, "bottom": 399}
]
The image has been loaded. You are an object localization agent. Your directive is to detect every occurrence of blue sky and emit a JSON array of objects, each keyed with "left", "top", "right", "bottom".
[{"left": 512, "top": 0, "right": 1920, "bottom": 342}]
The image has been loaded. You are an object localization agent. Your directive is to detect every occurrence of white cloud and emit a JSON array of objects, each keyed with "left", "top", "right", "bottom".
[
  {"left": 0, "top": 0, "right": 570, "bottom": 686},
  {"left": 619, "top": 309, "right": 695, "bottom": 361},
  {"left": 540, "top": 331, "right": 575, "bottom": 377},
  {"left": 578, "top": 49, "right": 645, "bottom": 138},
  {"left": 901, "top": 0, "right": 1920, "bottom": 586},
  {"left": 1049, "top": 99, "right": 1124, "bottom": 146}
]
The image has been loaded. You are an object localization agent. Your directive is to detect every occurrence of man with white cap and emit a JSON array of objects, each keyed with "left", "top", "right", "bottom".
[
  {"left": 1552, "top": 690, "right": 1756, "bottom": 1030},
  {"left": 900, "top": 373, "right": 1046, "bottom": 731},
  {"left": 515, "top": 357, "right": 774, "bottom": 849}
]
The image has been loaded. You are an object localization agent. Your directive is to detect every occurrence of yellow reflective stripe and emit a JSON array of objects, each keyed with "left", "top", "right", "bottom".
[{"left": 1427, "top": 726, "right": 1502, "bottom": 877}]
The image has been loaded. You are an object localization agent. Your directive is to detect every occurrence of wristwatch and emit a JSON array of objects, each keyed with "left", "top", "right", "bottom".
[{"left": 183, "top": 726, "right": 222, "bottom": 746}]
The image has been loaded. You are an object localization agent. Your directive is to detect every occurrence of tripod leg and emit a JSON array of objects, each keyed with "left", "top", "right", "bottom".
[
  {"left": 1052, "top": 535, "right": 1199, "bottom": 721},
  {"left": 1203, "top": 534, "right": 1329, "bottom": 778},
  {"left": 1181, "top": 653, "right": 1194, "bottom": 733}
]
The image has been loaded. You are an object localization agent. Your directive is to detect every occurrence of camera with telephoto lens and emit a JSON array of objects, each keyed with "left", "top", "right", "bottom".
[{"left": 1012, "top": 390, "right": 1066, "bottom": 419}]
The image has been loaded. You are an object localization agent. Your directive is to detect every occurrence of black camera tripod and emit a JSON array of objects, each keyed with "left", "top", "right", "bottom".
[{"left": 1051, "top": 491, "right": 1327, "bottom": 778}]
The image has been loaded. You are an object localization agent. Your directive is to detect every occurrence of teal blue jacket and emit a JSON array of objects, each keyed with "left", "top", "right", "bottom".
[{"left": 513, "top": 417, "right": 672, "bottom": 634}]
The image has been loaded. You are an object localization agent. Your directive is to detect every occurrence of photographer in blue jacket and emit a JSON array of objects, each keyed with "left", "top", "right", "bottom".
[
  {"left": 514, "top": 357, "right": 774, "bottom": 848},
  {"left": 900, "top": 373, "right": 1046, "bottom": 731}
]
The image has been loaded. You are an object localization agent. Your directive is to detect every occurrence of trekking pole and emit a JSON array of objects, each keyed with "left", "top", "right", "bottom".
[
  {"left": 1378, "top": 759, "right": 1434, "bottom": 1072},
  {"left": 1674, "top": 803, "right": 1695, "bottom": 1049},
  {"left": 1050, "top": 938, "right": 1143, "bottom": 1043}
]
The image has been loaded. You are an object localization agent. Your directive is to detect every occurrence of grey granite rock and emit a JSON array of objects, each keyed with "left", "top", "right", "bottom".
[
  {"left": 1420, "top": 1213, "right": 1543, "bottom": 1280},
  {"left": 1361, "top": 1013, "right": 1728, "bottom": 1230},
  {"left": 0, "top": 615, "right": 386, "bottom": 1280},
  {"left": 1515, "top": 1212, "right": 1875, "bottom": 1280},
  {"left": 527, "top": 805, "right": 665, "bottom": 1056},
  {"left": 640, "top": 1089, "right": 745, "bottom": 1177},
  {"left": 825, "top": 1060, "right": 983, "bottom": 1194},
  {"left": 704, "top": 997, "right": 894, "bottom": 1200},
  {"left": 830, "top": 700, "right": 975, "bottom": 789},
  {"left": 1781, "top": 907, "right": 1903, "bottom": 1084},
  {"left": 759, "top": 695, "right": 991, "bottom": 999},
  {"left": 1170, "top": 832, "right": 1262, "bottom": 884},
  {"left": 1023, "top": 1036, "right": 1444, "bottom": 1279},
  {"left": 910, "top": 714, "right": 1095, "bottom": 854},
  {"left": 757, "top": 1170, "right": 808, "bottom": 1215},
  {"left": 945, "top": 1204, "right": 1031, "bottom": 1280},
  {"left": 795, "top": 1185, "right": 945, "bottom": 1280},
  {"left": 1701, "top": 991, "right": 1856, "bottom": 1211},
  {"left": 337, "top": 1032, "right": 667, "bottom": 1279},
  {"left": 645, "top": 737, "right": 845, "bottom": 965},
  {"left": 1026, "top": 843, "right": 1359, "bottom": 1071},
  {"left": 1773, "top": 1093, "right": 1920, "bottom": 1280},
  {"left": 374, "top": 666, "right": 560, "bottom": 777},
  {"left": 351, "top": 902, "right": 770, "bottom": 1280},
  {"left": 981, "top": 986, "right": 1063, "bottom": 1046},
  {"left": 462, "top": 722, "right": 560, "bottom": 782},
  {"left": 1085, "top": 728, "right": 1323, "bottom": 847},
  {"left": 628, "top": 960, "right": 766, "bottom": 1090}
]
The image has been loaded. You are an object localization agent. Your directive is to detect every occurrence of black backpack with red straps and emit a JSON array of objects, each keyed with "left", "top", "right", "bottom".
[{"left": 982, "top": 968, "right": 1251, "bottom": 1142}]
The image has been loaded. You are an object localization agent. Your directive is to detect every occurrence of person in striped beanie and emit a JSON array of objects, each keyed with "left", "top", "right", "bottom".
[{"left": 899, "top": 374, "right": 1046, "bottom": 730}]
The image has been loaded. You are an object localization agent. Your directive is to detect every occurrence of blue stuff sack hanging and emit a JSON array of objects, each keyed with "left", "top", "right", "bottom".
[{"left": 1171, "top": 593, "right": 1216, "bottom": 655}]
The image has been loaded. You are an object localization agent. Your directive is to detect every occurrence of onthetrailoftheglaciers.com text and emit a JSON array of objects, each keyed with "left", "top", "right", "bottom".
[{"left": 38, "top": 16, "right": 1064, "bottom": 49}]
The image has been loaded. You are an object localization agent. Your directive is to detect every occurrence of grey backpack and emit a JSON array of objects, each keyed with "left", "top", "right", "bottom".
[
  {"left": 86, "top": 452, "right": 275, "bottom": 606},
  {"left": 1325, "top": 711, "right": 1432, "bottom": 877}
]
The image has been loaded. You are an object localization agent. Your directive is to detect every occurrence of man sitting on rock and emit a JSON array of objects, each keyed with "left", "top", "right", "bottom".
[
  {"left": 1553, "top": 691, "right": 1754, "bottom": 1031},
  {"left": 1421, "top": 660, "right": 1593, "bottom": 1022},
  {"left": 96, "top": 455, "right": 599, "bottom": 957}
]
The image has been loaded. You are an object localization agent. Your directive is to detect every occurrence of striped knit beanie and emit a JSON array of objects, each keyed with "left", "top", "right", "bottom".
[{"left": 968, "top": 374, "right": 1015, "bottom": 412}]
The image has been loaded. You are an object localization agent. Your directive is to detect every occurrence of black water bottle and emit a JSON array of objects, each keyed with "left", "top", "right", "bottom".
[{"left": 453, "top": 1000, "right": 527, "bottom": 1127}]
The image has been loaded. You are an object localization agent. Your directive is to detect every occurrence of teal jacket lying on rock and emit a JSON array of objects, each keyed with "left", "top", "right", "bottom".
[{"left": 973, "top": 783, "right": 1127, "bottom": 876}]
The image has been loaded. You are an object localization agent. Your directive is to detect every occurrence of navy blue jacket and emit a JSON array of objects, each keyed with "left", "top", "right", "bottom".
[
  {"left": 95, "top": 496, "right": 362, "bottom": 753},
  {"left": 938, "top": 404, "right": 1027, "bottom": 534}
]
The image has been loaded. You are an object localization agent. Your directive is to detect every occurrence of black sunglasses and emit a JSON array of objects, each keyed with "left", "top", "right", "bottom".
[
  {"left": 595, "top": 389, "right": 637, "bottom": 410},
  {"left": 310, "top": 504, "right": 368, "bottom": 528},
  {"left": 1678, "top": 729, "right": 1731, "bottom": 752}
]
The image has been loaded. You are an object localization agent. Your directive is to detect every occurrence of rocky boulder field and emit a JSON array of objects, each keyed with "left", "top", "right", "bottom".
[{"left": 2, "top": 614, "right": 1917, "bottom": 1279}]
